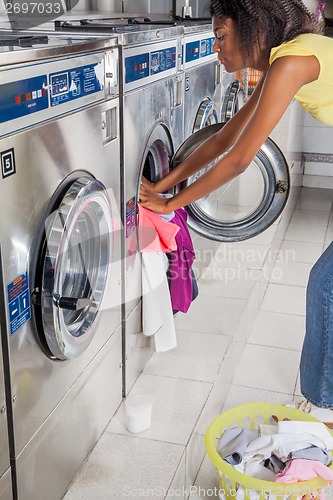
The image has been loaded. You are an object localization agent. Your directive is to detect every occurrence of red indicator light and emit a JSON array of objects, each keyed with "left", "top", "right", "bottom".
[
  {"left": 15, "top": 95, "right": 21, "bottom": 104},
  {"left": 42, "top": 88, "right": 47, "bottom": 96}
]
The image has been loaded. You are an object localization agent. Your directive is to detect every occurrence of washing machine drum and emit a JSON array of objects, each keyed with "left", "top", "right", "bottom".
[
  {"left": 32, "top": 175, "right": 113, "bottom": 360},
  {"left": 172, "top": 123, "right": 290, "bottom": 242}
]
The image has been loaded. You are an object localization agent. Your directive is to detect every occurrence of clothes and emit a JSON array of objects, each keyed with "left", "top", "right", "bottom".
[
  {"left": 137, "top": 204, "right": 179, "bottom": 253},
  {"left": 217, "top": 427, "right": 259, "bottom": 465},
  {"left": 300, "top": 240, "right": 333, "bottom": 407},
  {"left": 141, "top": 252, "right": 177, "bottom": 352},
  {"left": 243, "top": 433, "right": 332, "bottom": 463},
  {"left": 274, "top": 458, "right": 333, "bottom": 500},
  {"left": 168, "top": 208, "right": 196, "bottom": 313},
  {"left": 269, "top": 34, "right": 333, "bottom": 125},
  {"left": 234, "top": 457, "right": 276, "bottom": 481},
  {"left": 277, "top": 420, "right": 333, "bottom": 451},
  {"left": 290, "top": 446, "right": 332, "bottom": 466}
]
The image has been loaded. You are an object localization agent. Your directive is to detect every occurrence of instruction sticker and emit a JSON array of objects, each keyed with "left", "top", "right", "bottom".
[
  {"left": 126, "top": 196, "right": 136, "bottom": 238},
  {"left": 7, "top": 271, "right": 31, "bottom": 335}
]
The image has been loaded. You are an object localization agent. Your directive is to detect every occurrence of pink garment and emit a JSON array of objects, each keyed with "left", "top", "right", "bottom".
[
  {"left": 275, "top": 458, "right": 333, "bottom": 500},
  {"left": 137, "top": 204, "right": 179, "bottom": 253}
]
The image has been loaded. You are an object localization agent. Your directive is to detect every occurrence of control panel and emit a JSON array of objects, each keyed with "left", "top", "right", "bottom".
[
  {"left": 185, "top": 33, "right": 216, "bottom": 69},
  {"left": 123, "top": 40, "right": 178, "bottom": 92},
  {"left": 0, "top": 50, "right": 118, "bottom": 138}
]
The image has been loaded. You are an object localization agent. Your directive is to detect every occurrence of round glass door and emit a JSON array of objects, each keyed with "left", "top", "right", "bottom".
[
  {"left": 140, "top": 124, "right": 173, "bottom": 184},
  {"left": 36, "top": 176, "right": 113, "bottom": 360},
  {"left": 221, "top": 81, "right": 245, "bottom": 121},
  {"left": 172, "top": 123, "right": 290, "bottom": 242},
  {"left": 193, "top": 98, "right": 219, "bottom": 134}
]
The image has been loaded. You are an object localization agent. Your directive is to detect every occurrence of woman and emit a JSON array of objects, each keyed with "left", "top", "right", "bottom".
[{"left": 139, "top": 0, "right": 333, "bottom": 411}]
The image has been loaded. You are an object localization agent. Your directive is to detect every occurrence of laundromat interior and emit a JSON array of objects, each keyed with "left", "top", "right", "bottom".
[{"left": 0, "top": 0, "right": 333, "bottom": 499}]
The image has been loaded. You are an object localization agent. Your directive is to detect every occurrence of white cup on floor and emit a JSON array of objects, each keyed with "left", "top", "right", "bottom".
[{"left": 125, "top": 394, "right": 154, "bottom": 434}]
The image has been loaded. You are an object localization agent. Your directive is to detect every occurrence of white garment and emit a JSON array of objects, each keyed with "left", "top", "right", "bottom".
[
  {"left": 244, "top": 433, "right": 331, "bottom": 464},
  {"left": 278, "top": 420, "right": 333, "bottom": 450},
  {"left": 234, "top": 458, "right": 276, "bottom": 481},
  {"left": 141, "top": 252, "right": 177, "bottom": 352}
]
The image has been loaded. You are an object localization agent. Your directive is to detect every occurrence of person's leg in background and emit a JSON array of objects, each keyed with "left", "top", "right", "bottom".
[{"left": 300, "top": 240, "right": 333, "bottom": 409}]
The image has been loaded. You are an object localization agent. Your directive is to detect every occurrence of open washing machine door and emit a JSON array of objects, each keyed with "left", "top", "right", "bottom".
[
  {"left": 193, "top": 98, "right": 219, "bottom": 133},
  {"left": 172, "top": 123, "right": 290, "bottom": 242},
  {"left": 31, "top": 174, "right": 113, "bottom": 360},
  {"left": 140, "top": 124, "right": 173, "bottom": 183},
  {"left": 221, "top": 80, "right": 245, "bottom": 121}
]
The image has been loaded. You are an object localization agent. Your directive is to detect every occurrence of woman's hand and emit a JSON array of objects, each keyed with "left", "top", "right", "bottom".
[
  {"left": 139, "top": 182, "right": 171, "bottom": 214},
  {"left": 141, "top": 176, "right": 159, "bottom": 193}
]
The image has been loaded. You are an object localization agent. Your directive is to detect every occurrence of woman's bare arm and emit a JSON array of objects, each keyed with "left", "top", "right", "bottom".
[{"left": 140, "top": 55, "right": 319, "bottom": 213}]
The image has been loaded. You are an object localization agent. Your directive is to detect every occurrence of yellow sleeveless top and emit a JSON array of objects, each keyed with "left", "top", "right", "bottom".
[{"left": 269, "top": 34, "right": 333, "bottom": 125}]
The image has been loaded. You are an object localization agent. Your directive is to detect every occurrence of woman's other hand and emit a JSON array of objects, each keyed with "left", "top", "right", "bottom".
[{"left": 139, "top": 183, "right": 170, "bottom": 214}]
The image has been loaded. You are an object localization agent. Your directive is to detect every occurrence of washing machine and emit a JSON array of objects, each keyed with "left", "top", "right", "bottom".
[
  {"left": 0, "top": 33, "right": 122, "bottom": 500},
  {"left": 40, "top": 15, "right": 184, "bottom": 394},
  {"left": 0, "top": 319, "right": 12, "bottom": 500},
  {"left": 182, "top": 24, "right": 220, "bottom": 141},
  {"left": 118, "top": 25, "right": 184, "bottom": 395},
  {"left": 179, "top": 23, "right": 247, "bottom": 274}
]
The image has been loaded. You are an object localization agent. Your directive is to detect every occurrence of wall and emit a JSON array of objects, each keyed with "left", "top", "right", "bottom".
[{"left": 302, "top": 113, "right": 333, "bottom": 188}]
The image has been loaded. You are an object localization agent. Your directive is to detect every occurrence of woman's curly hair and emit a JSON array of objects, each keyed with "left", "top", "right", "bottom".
[{"left": 209, "top": 0, "right": 320, "bottom": 62}]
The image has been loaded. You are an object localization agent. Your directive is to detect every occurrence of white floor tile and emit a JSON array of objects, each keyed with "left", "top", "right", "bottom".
[
  {"left": 279, "top": 240, "right": 323, "bottom": 264},
  {"left": 289, "top": 209, "right": 330, "bottom": 227},
  {"left": 284, "top": 223, "right": 327, "bottom": 244},
  {"left": 212, "top": 243, "right": 269, "bottom": 269},
  {"left": 143, "top": 330, "right": 230, "bottom": 383},
  {"left": 324, "top": 227, "right": 333, "bottom": 250},
  {"left": 261, "top": 283, "right": 306, "bottom": 316},
  {"left": 62, "top": 433, "right": 184, "bottom": 500},
  {"left": 232, "top": 344, "right": 300, "bottom": 394},
  {"left": 175, "top": 295, "right": 247, "bottom": 336},
  {"left": 296, "top": 187, "right": 333, "bottom": 211},
  {"left": 199, "top": 265, "right": 258, "bottom": 300},
  {"left": 222, "top": 385, "right": 293, "bottom": 411},
  {"left": 189, "top": 454, "right": 220, "bottom": 500},
  {"left": 248, "top": 310, "right": 305, "bottom": 351},
  {"left": 294, "top": 371, "right": 302, "bottom": 397},
  {"left": 269, "top": 260, "right": 312, "bottom": 287},
  {"left": 106, "top": 374, "right": 212, "bottom": 446}
]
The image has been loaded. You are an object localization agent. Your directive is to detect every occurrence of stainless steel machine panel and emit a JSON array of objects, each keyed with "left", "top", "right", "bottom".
[
  {"left": 0, "top": 39, "right": 122, "bottom": 500},
  {"left": 183, "top": 29, "right": 220, "bottom": 138},
  {"left": 121, "top": 32, "right": 183, "bottom": 394}
]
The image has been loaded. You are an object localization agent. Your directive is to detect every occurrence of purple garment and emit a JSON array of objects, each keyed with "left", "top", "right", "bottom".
[{"left": 168, "top": 208, "right": 196, "bottom": 313}]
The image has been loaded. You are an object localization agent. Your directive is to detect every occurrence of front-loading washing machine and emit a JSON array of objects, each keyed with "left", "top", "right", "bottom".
[
  {"left": 118, "top": 26, "right": 184, "bottom": 395},
  {"left": 37, "top": 14, "right": 184, "bottom": 396},
  {"left": 180, "top": 23, "right": 248, "bottom": 275},
  {"left": 182, "top": 24, "right": 220, "bottom": 141},
  {"left": 0, "top": 33, "right": 122, "bottom": 500}
]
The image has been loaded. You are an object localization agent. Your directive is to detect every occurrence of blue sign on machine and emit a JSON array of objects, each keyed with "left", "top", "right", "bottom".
[
  {"left": 49, "top": 62, "right": 103, "bottom": 107},
  {"left": 7, "top": 271, "right": 31, "bottom": 335}
]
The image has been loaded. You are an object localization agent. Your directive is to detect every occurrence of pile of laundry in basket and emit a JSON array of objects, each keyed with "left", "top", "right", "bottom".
[{"left": 218, "top": 419, "right": 333, "bottom": 498}]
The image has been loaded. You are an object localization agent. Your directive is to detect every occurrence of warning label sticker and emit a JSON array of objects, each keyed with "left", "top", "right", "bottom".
[{"left": 7, "top": 271, "right": 31, "bottom": 335}]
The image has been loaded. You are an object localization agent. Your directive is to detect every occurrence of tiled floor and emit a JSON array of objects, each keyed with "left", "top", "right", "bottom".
[{"left": 63, "top": 186, "right": 333, "bottom": 500}]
